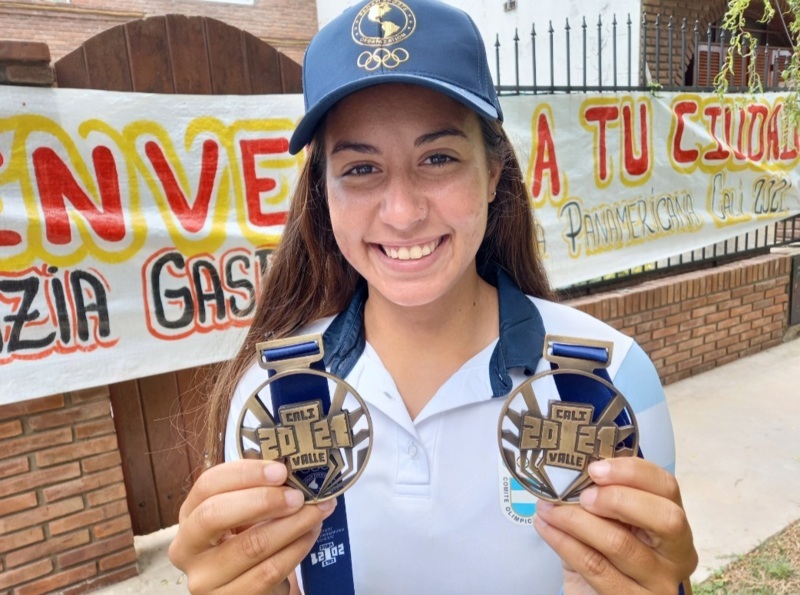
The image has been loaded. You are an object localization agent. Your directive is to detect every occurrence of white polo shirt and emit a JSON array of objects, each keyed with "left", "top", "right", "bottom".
[{"left": 225, "top": 272, "right": 676, "bottom": 594}]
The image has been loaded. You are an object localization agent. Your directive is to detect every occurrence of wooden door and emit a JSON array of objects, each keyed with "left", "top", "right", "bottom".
[{"left": 54, "top": 14, "right": 302, "bottom": 535}]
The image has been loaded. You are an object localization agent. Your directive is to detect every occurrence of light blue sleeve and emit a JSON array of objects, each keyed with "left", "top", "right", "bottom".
[{"left": 611, "top": 342, "right": 676, "bottom": 475}]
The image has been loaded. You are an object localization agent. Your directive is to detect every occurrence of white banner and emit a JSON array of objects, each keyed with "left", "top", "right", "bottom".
[{"left": 1, "top": 86, "right": 798, "bottom": 404}]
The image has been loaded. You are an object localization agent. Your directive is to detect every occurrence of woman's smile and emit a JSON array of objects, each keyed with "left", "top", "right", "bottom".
[{"left": 377, "top": 237, "right": 443, "bottom": 261}]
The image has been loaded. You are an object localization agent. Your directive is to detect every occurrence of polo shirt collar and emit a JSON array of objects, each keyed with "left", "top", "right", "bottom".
[{"left": 322, "top": 269, "right": 545, "bottom": 397}]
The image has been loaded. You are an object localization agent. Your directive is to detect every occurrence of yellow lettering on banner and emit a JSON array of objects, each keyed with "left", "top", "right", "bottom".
[
  {"left": 559, "top": 190, "right": 702, "bottom": 258},
  {"left": 580, "top": 95, "right": 653, "bottom": 189},
  {"left": 0, "top": 114, "right": 305, "bottom": 269},
  {"left": 668, "top": 93, "right": 800, "bottom": 175}
]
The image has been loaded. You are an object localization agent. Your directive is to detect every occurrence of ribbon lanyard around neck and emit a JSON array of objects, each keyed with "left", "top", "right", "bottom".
[
  {"left": 262, "top": 339, "right": 356, "bottom": 595},
  {"left": 546, "top": 338, "right": 642, "bottom": 459}
]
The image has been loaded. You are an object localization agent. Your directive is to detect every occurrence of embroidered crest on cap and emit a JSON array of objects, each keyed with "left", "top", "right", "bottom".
[{"left": 352, "top": 1, "right": 416, "bottom": 70}]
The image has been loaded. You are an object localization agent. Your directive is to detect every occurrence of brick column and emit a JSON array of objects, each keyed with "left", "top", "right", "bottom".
[
  {"left": 1, "top": 39, "right": 139, "bottom": 594},
  {"left": 0, "top": 40, "right": 54, "bottom": 86},
  {"left": 0, "top": 390, "right": 138, "bottom": 594}
]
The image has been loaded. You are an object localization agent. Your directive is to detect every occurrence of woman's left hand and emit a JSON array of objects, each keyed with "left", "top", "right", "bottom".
[{"left": 533, "top": 457, "right": 698, "bottom": 594}]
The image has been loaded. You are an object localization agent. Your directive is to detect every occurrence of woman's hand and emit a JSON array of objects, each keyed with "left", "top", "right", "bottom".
[
  {"left": 168, "top": 459, "right": 337, "bottom": 594},
  {"left": 533, "top": 457, "right": 697, "bottom": 594}
]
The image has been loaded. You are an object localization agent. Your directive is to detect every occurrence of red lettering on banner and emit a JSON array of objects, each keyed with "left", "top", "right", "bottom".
[
  {"left": 703, "top": 105, "right": 731, "bottom": 162},
  {"left": 584, "top": 105, "right": 619, "bottom": 184},
  {"left": 0, "top": 229, "right": 22, "bottom": 247},
  {"left": 723, "top": 106, "right": 746, "bottom": 161},
  {"left": 32, "top": 146, "right": 126, "bottom": 245},
  {"left": 746, "top": 104, "right": 768, "bottom": 162},
  {"left": 531, "top": 112, "right": 560, "bottom": 198},
  {"left": 622, "top": 102, "right": 649, "bottom": 176},
  {"left": 767, "top": 105, "right": 782, "bottom": 161},
  {"left": 240, "top": 138, "right": 288, "bottom": 227},
  {"left": 144, "top": 139, "right": 220, "bottom": 234},
  {"left": 671, "top": 100, "right": 699, "bottom": 164}
]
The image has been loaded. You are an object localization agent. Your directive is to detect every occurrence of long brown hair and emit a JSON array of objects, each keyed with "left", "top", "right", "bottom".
[{"left": 203, "top": 115, "right": 553, "bottom": 464}]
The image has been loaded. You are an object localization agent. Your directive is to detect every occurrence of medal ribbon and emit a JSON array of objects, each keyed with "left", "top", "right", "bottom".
[
  {"left": 263, "top": 340, "right": 356, "bottom": 595},
  {"left": 548, "top": 341, "right": 641, "bottom": 456},
  {"left": 548, "top": 342, "right": 686, "bottom": 595}
]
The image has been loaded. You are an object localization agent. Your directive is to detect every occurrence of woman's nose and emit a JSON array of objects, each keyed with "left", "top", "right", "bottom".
[{"left": 379, "top": 176, "right": 427, "bottom": 230}]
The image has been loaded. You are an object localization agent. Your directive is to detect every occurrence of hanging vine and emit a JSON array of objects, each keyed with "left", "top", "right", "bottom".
[{"left": 716, "top": 0, "right": 799, "bottom": 124}]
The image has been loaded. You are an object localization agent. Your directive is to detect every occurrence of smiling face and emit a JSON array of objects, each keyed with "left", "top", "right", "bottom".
[{"left": 323, "top": 84, "right": 501, "bottom": 311}]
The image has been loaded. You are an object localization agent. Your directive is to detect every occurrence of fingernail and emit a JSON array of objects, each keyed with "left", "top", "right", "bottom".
[
  {"left": 536, "top": 500, "right": 555, "bottom": 515},
  {"left": 317, "top": 497, "right": 337, "bottom": 514},
  {"left": 284, "top": 489, "right": 304, "bottom": 508},
  {"left": 580, "top": 487, "right": 598, "bottom": 507},
  {"left": 533, "top": 513, "right": 549, "bottom": 529},
  {"left": 264, "top": 463, "right": 285, "bottom": 484},
  {"left": 588, "top": 460, "right": 611, "bottom": 479}
]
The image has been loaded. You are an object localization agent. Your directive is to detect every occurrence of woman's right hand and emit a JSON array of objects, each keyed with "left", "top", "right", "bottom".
[{"left": 168, "top": 459, "right": 337, "bottom": 594}]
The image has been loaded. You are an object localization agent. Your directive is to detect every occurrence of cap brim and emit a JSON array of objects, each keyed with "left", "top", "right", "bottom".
[{"left": 288, "top": 76, "right": 501, "bottom": 155}]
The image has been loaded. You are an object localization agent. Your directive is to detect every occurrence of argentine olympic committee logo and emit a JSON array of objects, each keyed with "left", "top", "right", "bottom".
[{"left": 352, "top": 1, "right": 416, "bottom": 70}]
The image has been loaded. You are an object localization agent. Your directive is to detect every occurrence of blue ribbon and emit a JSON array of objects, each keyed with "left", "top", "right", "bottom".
[
  {"left": 264, "top": 341, "right": 355, "bottom": 595},
  {"left": 549, "top": 342, "right": 640, "bottom": 455}
]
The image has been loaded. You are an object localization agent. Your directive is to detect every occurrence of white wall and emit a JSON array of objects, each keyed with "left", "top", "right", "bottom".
[{"left": 316, "top": 0, "right": 643, "bottom": 89}]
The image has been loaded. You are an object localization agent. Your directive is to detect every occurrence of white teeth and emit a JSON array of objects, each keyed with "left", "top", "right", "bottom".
[{"left": 383, "top": 239, "right": 439, "bottom": 261}]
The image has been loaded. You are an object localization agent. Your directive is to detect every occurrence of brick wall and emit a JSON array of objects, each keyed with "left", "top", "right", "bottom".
[
  {"left": 640, "top": 0, "right": 728, "bottom": 86},
  {"left": 0, "top": 0, "right": 317, "bottom": 66},
  {"left": 567, "top": 253, "right": 791, "bottom": 385},
  {"left": 0, "top": 388, "right": 136, "bottom": 595}
]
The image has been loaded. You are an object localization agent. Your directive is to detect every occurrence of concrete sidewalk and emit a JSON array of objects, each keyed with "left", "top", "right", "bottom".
[
  {"left": 95, "top": 338, "right": 800, "bottom": 592},
  {"left": 669, "top": 336, "right": 800, "bottom": 580}
]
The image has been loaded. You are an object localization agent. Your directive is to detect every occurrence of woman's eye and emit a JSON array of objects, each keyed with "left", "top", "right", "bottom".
[
  {"left": 425, "top": 153, "right": 454, "bottom": 166},
  {"left": 344, "top": 164, "right": 375, "bottom": 176}
]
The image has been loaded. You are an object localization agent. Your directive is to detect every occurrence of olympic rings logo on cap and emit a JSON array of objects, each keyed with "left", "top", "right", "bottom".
[{"left": 357, "top": 48, "right": 410, "bottom": 71}]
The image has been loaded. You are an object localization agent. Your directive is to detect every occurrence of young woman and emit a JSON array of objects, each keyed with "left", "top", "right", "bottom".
[{"left": 169, "top": 1, "right": 697, "bottom": 593}]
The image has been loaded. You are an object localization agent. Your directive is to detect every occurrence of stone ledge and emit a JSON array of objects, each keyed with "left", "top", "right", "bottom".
[{"left": 0, "top": 40, "right": 50, "bottom": 63}]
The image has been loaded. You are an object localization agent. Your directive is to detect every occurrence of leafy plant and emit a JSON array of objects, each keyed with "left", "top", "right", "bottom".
[{"left": 716, "top": 0, "right": 799, "bottom": 127}]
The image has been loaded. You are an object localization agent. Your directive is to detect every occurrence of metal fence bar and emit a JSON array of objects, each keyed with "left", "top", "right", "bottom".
[
  {"left": 613, "top": 15, "right": 618, "bottom": 90},
  {"left": 583, "top": 17, "right": 588, "bottom": 91},
  {"left": 566, "top": 19, "right": 571, "bottom": 91},
  {"left": 495, "top": 34, "right": 501, "bottom": 88},
  {"left": 693, "top": 20, "right": 699, "bottom": 85},
  {"left": 668, "top": 16, "right": 674, "bottom": 85},
  {"left": 681, "top": 18, "right": 687, "bottom": 87},
  {"left": 597, "top": 14, "right": 603, "bottom": 86},
  {"left": 531, "top": 24, "right": 537, "bottom": 94},
  {"left": 655, "top": 13, "right": 661, "bottom": 83},
  {"left": 549, "top": 20, "right": 555, "bottom": 91},
  {"left": 514, "top": 28, "right": 520, "bottom": 93},
  {"left": 627, "top": 14, "right": 632, "bottom": 87}
]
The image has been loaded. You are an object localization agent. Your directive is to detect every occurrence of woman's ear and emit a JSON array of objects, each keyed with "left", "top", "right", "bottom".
[{"left": 488, "top": 161, "right": 502, "bottom": 203}]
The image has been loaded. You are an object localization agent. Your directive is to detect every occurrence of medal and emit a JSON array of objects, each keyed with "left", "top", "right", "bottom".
[
  {"left": 235, "top": 334, "right": 373, "bottom": 503},
  {"left": 498, "top": 335, "right": 639, "bottom": 504}
]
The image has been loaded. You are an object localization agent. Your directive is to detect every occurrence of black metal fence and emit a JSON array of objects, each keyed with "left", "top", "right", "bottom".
[{"left": 491, "top": 12, "right": 800, "bottom": 293}]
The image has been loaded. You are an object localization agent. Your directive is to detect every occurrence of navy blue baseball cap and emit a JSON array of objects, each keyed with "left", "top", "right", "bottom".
[{"left": 288, "top": 0, "right": 503, "bottom": 154}]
